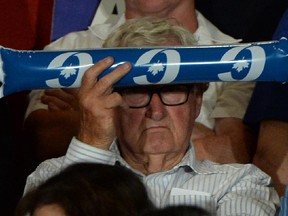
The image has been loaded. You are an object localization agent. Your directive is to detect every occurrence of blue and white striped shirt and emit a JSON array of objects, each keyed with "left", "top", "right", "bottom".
[{"left": 24, "top": 137, "right": 279, "bottom": 215}]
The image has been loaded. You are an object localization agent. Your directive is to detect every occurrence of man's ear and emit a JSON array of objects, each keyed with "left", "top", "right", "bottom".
[
  {"left": 201, "top": 83, "right": 209, "bottom": 92},
  {"left": 195, "top": 93, "right": 203, "bottom": 118},
  {"left": 194, "top": 83, "right": 207, "bottom": 118}
]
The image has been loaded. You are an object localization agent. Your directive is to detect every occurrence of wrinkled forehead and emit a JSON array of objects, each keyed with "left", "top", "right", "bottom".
[
  {"left": 114, "top": 83, "right": 208, "bottom": 91},
  {"left": 114, "top": 83, "right": 186, "bottom": 90}
]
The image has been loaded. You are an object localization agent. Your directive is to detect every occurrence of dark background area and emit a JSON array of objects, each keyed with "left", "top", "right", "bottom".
[
  {"left": 196, "top": 0, "right": 288, "bottom": 42},
  {"left": 0, "top": 0, "right": 287, "bottom": 215}
]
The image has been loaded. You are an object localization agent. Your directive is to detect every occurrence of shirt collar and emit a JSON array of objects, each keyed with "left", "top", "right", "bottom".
[
  {"left": 88, "top": 14, "right": 126, "bottom": 41},
  {"left": 110, "top": 141, "right": 225, "bottom": 175},
  {"left": 174, "top": 144, "right": 227, "bottom": 175}
]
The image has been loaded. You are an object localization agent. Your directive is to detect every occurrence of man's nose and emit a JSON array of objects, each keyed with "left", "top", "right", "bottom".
[{"left": 145, "top": 93, "right": 166, "bottom": 120}]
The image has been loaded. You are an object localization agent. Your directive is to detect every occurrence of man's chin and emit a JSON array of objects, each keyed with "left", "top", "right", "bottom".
[{"left": 142, "top": 137, "right": 173, "bottom": 154}]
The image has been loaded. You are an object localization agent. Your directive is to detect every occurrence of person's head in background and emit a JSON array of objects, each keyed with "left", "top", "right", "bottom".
[
  {"left": 15, "top": 162, "right": 154, "bottom": 216},
  {"left": 142, "top": 205, "right": 211, "bottom": 216}
]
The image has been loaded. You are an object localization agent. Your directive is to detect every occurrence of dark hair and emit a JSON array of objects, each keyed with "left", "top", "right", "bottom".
[
  {"left": 15, "top": 162, "right": 154, "bottom": 216},
  {"left": 142, "top": 205, "right": 211, "bottom": 216}
]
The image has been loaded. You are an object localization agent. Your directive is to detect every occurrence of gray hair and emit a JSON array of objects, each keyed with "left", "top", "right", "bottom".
[{"left": 103, "top": 16, "right": 197, "bottom": 48}]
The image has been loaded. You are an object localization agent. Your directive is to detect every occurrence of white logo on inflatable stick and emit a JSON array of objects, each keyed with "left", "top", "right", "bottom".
[
  {"left": 133, "top": 49, "right": 181, "bottom": 85},
  {"left": 46, "top": 52, "right": 93, "bottom": 88},
  {"left": 218, "top": 45, "right": 266, "bottom": 81}
]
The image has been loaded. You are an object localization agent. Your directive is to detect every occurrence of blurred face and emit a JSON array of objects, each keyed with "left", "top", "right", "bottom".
[
  {"left": 33, "top": 204, "right": 66, "bottom": 216},
  {"left": 115, "top": 85, "right": 202, "bottom": 160}
]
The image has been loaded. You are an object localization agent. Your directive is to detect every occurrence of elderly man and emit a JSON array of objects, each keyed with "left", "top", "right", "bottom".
[{"left": 24, "top": 17, "right": 279, "bottom": 215}]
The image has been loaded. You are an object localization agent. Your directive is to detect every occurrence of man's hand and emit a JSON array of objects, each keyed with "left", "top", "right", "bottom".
[
  {"left": 42, "top": 88, "right": 79, "bottom": 111},
  {"left": 77, "top": 57, "right": 131, "bottom": 149}
]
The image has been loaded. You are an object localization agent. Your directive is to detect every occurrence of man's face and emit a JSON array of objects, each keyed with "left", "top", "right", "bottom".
[{"left": 115, "top": 85, "right": 202, "bottom": 158}]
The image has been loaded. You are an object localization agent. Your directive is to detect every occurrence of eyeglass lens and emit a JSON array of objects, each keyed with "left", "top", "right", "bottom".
[{"left": 121, "top": 85, "right": 191, "bottom": 108}]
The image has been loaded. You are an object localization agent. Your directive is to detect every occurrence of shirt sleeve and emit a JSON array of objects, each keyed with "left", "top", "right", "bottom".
[
  {"left": 63, "top": 137, "right": 118, "bottom": 167},
  {"left": 211, "top": 81, "right": 255, "bottom": 119},
  {"left": 196, "top": 81, "right": 255, "bottom": 129},
  {"left": 279, "top": 185, "right": 288, "bottom": 216},
  {"left": 23, "top": 156, "right": 64, "bottom": 195}
]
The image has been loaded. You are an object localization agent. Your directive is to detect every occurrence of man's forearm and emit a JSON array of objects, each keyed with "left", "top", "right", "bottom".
[
  {"left": 193, "top": 135, "right": 252, "bottom": 163},
  {"left": 253, "top": 120, "right": 288, "bottom": 196},
  {"left": 192, "top": 118, "right": 254, "bottom": 164}
]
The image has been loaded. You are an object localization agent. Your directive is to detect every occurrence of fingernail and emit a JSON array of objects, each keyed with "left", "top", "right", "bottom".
[
  {"left": 122, "top": 62, "right": 131, "bottom": 70},
  {"left": 104, "top": 56, "right": 113, "bottom": 63}
]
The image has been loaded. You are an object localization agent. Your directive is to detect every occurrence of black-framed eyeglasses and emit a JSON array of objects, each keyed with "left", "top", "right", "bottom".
[{"left": 117, "top": 85, "right": 195, "bottom": 108}]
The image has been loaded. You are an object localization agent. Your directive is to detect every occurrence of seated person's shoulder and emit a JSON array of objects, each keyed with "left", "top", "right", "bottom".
[
  {"left": 200, "top": 160, "right": 272, "bottom": 180},
  {"left": 24, "top": 156, "right": 65, "bottom": 194},
  {"left": 45, "top": 28, "right": 104, "bottom": 51}
]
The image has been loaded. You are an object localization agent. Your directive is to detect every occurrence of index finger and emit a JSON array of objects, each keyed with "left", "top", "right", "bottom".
[
  {"left": 94, "top": 61, "right": 131, "bottom": 95},
  {"left": 81, "top": 59, "right": 131, "bottom": 97},
  {"left": 81, "top": 56, "right": 115, "bottom": 88}
]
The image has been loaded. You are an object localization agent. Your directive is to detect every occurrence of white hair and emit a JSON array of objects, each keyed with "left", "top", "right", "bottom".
[{"left": 103, "top": 16, "right": 197, "bottom": 48}]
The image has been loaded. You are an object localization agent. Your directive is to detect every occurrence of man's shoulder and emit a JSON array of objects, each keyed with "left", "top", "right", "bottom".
[
  {"left": 44, "top": 15, "right": 125, "bottom": 51},
  {"left": 24, "top": 156, "right": 65, "bottom": 194},
  {"left": 32, "top": 156, "right": 65, "bottom": 179},
  {"left": 45, "top": 29, "right": 104, "bottom": 50},
  {"left": 197, "top": 160, "right": 269, "bottom": 178},
  {"left": 195, "top": 10, "right": 240, "bottom": 45}
]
